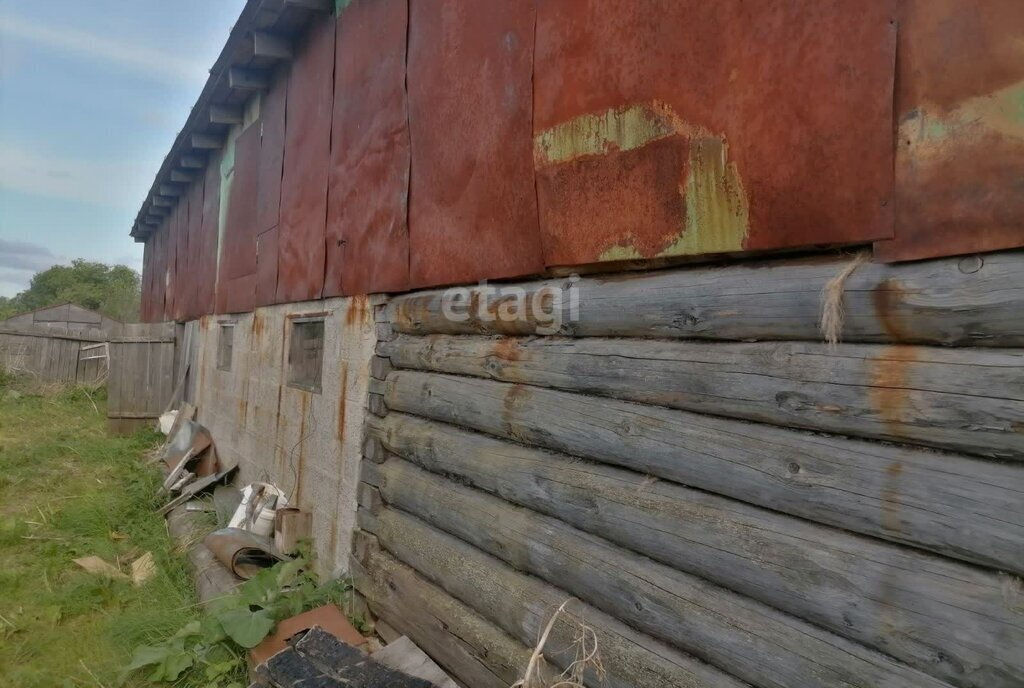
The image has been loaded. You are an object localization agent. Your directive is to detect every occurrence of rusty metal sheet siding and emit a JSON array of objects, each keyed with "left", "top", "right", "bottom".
[
  {"left": 183, "top": 179, "right": 205, "bottom": 320},
  {"left": 198, "top": 155, "right": 221, "bottom": 317},
  {"left": 255, "top": 227, "right": 279, "bottom": 307},
  {"left": 222, "top": 123, "right": 262, "bottom": 281},
  {"left": 276, "top": 17, "right": 335, "bottom": 303},
  {"left": 141, "top": 240, "right": 154, "bottom": 322},
  {"left": 533, "top": 0, "right": 896, "bottom": 266},
  {"left": 166, "top": 201, "right": 184, "bottom": 321},
  {"left": 324, "top": 0, "right": 411, "bottom": 297},
  {"left": 151, "top": 222, "right": 168, "bottom": 321},
  {"left": 217, "top": 123, "right": 262, "bottom": 314},
  {"left": 875, "top": 0, "right": 1024, "bottom": 262},
  {"left": 257, "top": 67, "right": 288, "bottom": 236},
  {"left": 406, "top": 0, "right": 544, "bottom": 289}
]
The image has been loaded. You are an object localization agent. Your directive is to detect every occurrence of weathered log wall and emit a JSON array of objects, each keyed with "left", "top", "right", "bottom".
[{"left": 354, "top": 250, "right": 1024, "bottom": 688}]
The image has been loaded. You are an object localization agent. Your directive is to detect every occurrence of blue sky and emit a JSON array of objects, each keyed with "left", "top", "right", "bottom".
[{"left": 0, "top": 0, "right": 247, "bottom": 296}]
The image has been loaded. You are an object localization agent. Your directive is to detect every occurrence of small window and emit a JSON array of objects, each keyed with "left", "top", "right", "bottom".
[
  {"left": 217, "top": 323, "right": 235, "bottom": 371},
  {"left": 288, "top": 319, "right": 325, "bottom": 393}
]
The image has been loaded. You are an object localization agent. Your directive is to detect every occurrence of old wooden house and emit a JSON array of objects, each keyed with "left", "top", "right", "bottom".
[{"left": 132, "top": 1, "right": 1024, "bottom": 686}]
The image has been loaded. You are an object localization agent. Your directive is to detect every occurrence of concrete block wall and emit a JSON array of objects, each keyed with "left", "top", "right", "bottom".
[{"left": 192, "top": 294, "right": 379, "bottom": 575}]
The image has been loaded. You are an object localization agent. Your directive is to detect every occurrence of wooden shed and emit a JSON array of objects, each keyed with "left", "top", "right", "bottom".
[{"left": 1, "top": 303, "right": 123, "bottom": 337}]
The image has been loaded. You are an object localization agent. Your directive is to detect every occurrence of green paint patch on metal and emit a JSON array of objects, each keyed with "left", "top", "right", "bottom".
[
  {"left": 582, "top": 104, "right": 748, "bottom": 262},
  {"left": 670, "top": 136, "right": 749, "bottom": 256},
  {"left": 911, "top": 79, "right": 1024, "bottom": 144},
  {"left": 534, "top": 101, "right": 692, "bottom": 166}
]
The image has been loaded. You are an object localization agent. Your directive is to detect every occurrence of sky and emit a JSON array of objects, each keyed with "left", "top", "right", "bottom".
[{"left": 0, "top": 0, "right": 247, "bottom": 297}]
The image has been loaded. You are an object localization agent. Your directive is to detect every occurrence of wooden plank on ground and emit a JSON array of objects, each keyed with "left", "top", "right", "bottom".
[
  {"left": 382, "top": 335, "right": 1024, "bottom": 460},
  {"left": 359, "top": 504, "right": 949, "bottom": 688},
  {"left": 386, "top": 250, "right": 1024, "bottom": 346},
  {"left": 383, "top": 371, "right": 1024, "bottom": 572},
  {"left": 366, "top": 447, "right": 1023, "bottom": 688}
]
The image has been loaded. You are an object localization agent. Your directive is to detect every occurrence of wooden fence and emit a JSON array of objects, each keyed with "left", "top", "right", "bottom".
[
  {"left": 106, "top": 323, "right": 177, "bottom": 434},
  {"left": 0, "top": 322, "right": 178, "bottom": 435},
  {"left": 0, "top": 327, "right": 109, "bottom": 384}
]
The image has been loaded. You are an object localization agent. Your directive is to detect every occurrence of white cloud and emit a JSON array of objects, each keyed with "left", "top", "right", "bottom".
[
  {"left": 0, "top": 12, "right": 210, "bottom": 85},
  {"left": 0, "top": 142, "right": 158, "bottom": 210}
]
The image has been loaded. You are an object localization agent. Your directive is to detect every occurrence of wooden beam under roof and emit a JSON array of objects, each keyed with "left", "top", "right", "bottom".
[
  {"left": 228, "top": 66, "right": 269, "bottom": 91},
  {"left": 152, "top": 197, "right": 173, "bottom": 208},
  {"left": 191, "top": 133, "right": 223, "bottom": 150},
  {"left": 169, "top": 170, "right": 195, "bottom": 183},
  {"left": 145, "top": 214, "right": 165, "bottom": 225},
  {"left": 159, "top": 184, "right": 185, "bottom": 196},
  {"left": 209, "top": 104, "right": 244, "bottom": 125},
  {"left": 180, "top": 154, "right": 206, "bottom": 169},
  {"left": 284, "top": 0, "right": 333, "bottom": 10},
  {"left": 253, "top": 31, "right": 293, "bottom": 60}
]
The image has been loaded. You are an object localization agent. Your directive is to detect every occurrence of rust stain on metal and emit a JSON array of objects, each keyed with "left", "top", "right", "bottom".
[
  {"left": 536, "top": 100, "right": 745, "bottom": 262},
  {"left": 869, "top": 346, "right": 922, "bottom": 437},
  {"left": 257, "top": 67, "right": 288, "bottom": 236},
  {"left": 255, "top": 227, "right": 280, "bottom": 307},
  {"left": 406, "top": 0, "right": 544, "bottom": 288},
  {"left": 197, "top": 153, "right": 221, "bottom": 316},
  {"left": 277, "top": 17, "right": 335, "bottom": 303},
  {"left": 337, "top": 362, "right": 348, "bottom": 441},
  {"left": 534, "top": 0, "right": 896, "bottom": 267},
  {"left": 876, "top": 0, "right": 1024, "bottom": 262},
  {"left": 325, "top": 0, "right": 410, "bottom": 296}
]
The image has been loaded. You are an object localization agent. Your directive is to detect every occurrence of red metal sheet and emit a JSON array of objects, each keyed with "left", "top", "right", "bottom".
[
  {"left": 183, "top": 179, "right": 205, "bottom": 320},
  {"left": 276, "top": 17, "right": 335, "bottom": 303},
  {"left": 533, "top": 0, "right": 897, "bottom": 267},
  {"left": 217, "top": 122, "right": 262, "bottom": 314},
  {"left": 151, "top": 222, "right": 168, "bottom": 321},
  {"left": 222, "top": 123, "right": 261, "bottom": 281},
  {"left": 141, "top": 239, "right": 154, "bottom": 322},
  {"left": 198, "top": 155, "right": 221, "bottom": 316},
  {"left": 255, "top": 227, "right": 279, "bottom": 307},
  {"left": 875, "top": 0, "right": 1024, "bottom": 262},
  {"left": 166, "top": 200, "right": 185, "bottom": 321},
  {"left": 324, "top": 0, "right": 410, "bottom": 297},
  {"left": 406, "top": 0, "right": 544, "bottom": 289},
  {"left": 257, "top": 66, "right": 288, "bottom": 236}
]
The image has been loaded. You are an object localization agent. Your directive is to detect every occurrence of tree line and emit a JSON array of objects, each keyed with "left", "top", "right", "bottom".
[{"left": 0, "top": 260, "right": 141, "bottom": 323}]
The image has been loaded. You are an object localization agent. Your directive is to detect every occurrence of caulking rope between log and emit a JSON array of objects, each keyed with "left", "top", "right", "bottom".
[{"left": 820, "top": 251, "right": 870, "bottom": 348}]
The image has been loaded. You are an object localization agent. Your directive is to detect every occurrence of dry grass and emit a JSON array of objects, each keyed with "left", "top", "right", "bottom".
[{"left": 514, "top": 600, "right": 604, "bottom": 688}]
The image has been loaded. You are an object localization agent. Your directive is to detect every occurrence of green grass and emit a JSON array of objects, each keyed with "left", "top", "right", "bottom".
[{"left": 0, "top": 376, "right": 203, "bottom": 687}]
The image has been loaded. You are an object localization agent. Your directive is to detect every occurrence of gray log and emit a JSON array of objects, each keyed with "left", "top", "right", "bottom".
[
  {"left": 386, "top": 251, "right": 1024, "bottom": 346},
  {"left": 357, "top": 510, "right": 748, "bottom": 688},
  {"left": 383, "top": 371, "right": 1024, "bottom": 572},
  {"left": 360, "top": 495, "right": 950, "bottom": 688},
  {"left": 351, "top": 531, "right": 528, "bottom": 688},
  {"left": 382, "top": 335, "right": 1024, "bottom": 460},
  {"left": 370, "top": 413, "right": 1024, "bottom": 687}
]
